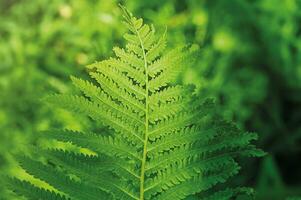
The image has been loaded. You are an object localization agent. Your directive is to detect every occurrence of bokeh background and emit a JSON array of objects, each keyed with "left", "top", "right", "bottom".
[{"left": 0, "top": 0, "right": 301, "bottom": 199}]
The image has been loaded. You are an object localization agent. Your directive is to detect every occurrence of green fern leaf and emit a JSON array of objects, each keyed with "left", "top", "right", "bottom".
[
  {"left": 6, "top": 178, "right": 69, "bottom": 200},
  {"left": 7, "top": 5, "right": 264, "bottom": 200}
]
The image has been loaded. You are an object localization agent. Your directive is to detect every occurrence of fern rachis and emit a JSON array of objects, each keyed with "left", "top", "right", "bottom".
[{"left": 6, "top": 6, "right": 264, "bottom": 200}]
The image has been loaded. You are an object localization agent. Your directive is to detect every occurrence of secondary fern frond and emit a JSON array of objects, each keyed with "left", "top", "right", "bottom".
[
  {"left": 7, "top": 5, "right": 264, "bottom": 200},
  {"left": 6, "top": 178, "right": 68, "bottom": 200}
]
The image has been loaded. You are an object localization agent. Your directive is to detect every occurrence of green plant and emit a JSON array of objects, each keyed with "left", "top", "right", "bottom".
[{"left": 6, "top": 6, "right": 264, "bottom": 200}]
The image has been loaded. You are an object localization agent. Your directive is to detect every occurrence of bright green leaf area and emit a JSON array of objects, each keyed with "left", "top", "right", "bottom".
[{"left": 1, "top": 0, "right": 301, "bottom": 200}]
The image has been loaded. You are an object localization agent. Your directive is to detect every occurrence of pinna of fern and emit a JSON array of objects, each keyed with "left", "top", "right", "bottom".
[{"left": 5, "top": 5, "right": 265, "bottom": 200}]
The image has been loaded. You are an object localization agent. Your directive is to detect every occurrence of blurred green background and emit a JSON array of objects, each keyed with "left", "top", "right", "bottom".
[{"left": 0, "top": 0, "right": 301, "bottom": 199}]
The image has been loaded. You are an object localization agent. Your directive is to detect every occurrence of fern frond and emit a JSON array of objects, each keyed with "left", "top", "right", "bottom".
[
  {"left": 16, "top": 155, "right": 111, "bottom": 200},
  {"left": 6, "top": 178, "right": 68, "bottom": 200},
  {"left": 44, "top": 129, "right": 140, "bottom": 160},
  {"left": 149, "top": 85, "right": 194, "bottom": 106},
  {"left": 71, "top": 76, "right": 143, "bottom": 124},
  {"left": 46, "top": 94, "right": 144, "bottom": 144},
  {"left": 146, "top": 30, "right": 167, "bottom": 63},
  {"left": 8, "top": 5, "right": 263, "bottom": 200},
  {"left": 89, "top": 71, "right": 145, "bottom": 113},
  {"left": 41, "top": 149, "right": 138, "bottom": 181},
  {"left": 144, "top": 157, "right": 237, "bottom": 198}
]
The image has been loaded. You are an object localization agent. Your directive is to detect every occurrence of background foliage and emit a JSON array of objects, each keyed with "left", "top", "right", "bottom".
[{"left": 0, "top": 0, "right": 300, "bottom": 199}]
